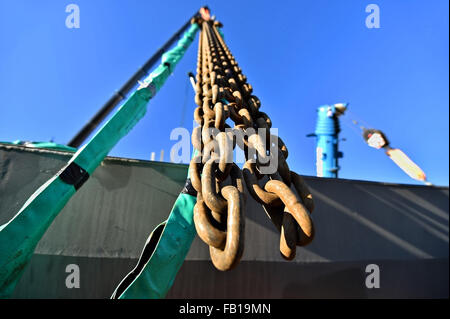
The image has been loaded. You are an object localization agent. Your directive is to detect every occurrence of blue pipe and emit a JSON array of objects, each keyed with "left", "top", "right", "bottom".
[{"left": 312, "top": 104, "right": 347, "bottom": 178}]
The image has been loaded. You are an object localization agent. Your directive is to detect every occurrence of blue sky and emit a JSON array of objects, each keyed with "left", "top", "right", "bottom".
[{"left": 0, "top": 0, "right": 448, "bottom": 186}]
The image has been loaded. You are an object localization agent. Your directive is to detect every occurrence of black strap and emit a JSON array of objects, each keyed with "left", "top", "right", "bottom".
[
  {"left": 110, "top": 221, "right": 166, "bottom": 299},
  {"left": 163, "top": 62, "right": 171, "bottom": 72},
  {"left": 181, "top": 178, "right": 197, "bottom": 196},
  {"left": 58, "top": 162, "right": 89, "bottom": 190}
]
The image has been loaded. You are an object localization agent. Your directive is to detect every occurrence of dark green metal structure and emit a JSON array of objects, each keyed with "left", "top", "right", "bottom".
[{"left": 1, "top": 144, "right": 448, "bottom": 298}]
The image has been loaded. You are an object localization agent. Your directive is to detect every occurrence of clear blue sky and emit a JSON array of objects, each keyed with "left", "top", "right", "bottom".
[{"left": 0, "top": 0, "right": 448, "bottom": 186}]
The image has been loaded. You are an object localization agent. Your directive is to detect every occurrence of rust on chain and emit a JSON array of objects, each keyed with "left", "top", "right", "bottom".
[
  {"left": 248, "top": 133, "right": 269, "bottom": 165},
  {"left": 242, "top": 160, "right": 281, "bottom": 206},
  {"left": 209, "top": 185, "right": 245, "bottom": 271},
  {"left": 213, "top": 102, "right": 226, "bottom": 130},
  {"left": 275, "top": 150, "right": 291, "bottom": 186},
  {"left": 229, "top": 163, "right": 246, "bottom": 198},
  {"left": 216, "top": 131, "right": 233, "bottom": 176},
  {"left": 202, "top": 98, "right": 215, "bottom": 120},
  {"left": 192, "top": 126, "right": 202, "bottom": 152},
  {"left": 238, "top": 108, "right": 253, "bottom": 128},
  {"left": 280, "top": 209, "right": 298, "bottom": 260},
  {"left": 291, "top": 171, "right": 315, "bottom": 214},
  {"left": 201, "top": 157, "right": 227, "bottom": 213},
  {"left": 228, "top": 103, "right": 242, "bottom": 124},
  {"left": 264, "top": 180, "right": 315, "bottom": 246},
  {"left": 194, "top": 106, "right": 204, "bottom": 125},
  {"left": 190, "top": 17, "right": 315, "bottom": 270},
  {"left": 189, "top": 155, "right": 203, "bottom": 193},
  {"left": 201, "top": 119, "right": 217, "bottom": 145},
  {"left": 201, "top": 139, "right": 219, "bottom": 164},
  {"left": 194, "top": 198, "right": 226, "bottom": 249}
]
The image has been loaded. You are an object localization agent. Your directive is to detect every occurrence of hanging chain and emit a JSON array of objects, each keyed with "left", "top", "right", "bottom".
[{"left": 190, "top": 16, "right": 315, "bottom": 270}]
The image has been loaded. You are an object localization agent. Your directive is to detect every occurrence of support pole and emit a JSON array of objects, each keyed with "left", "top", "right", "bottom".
[{"left": 67, "top": 11, "right": 200, "bottom": 148}]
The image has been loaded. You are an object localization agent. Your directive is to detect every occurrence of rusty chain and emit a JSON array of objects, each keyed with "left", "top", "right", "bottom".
[{"left": 190, "top": 15, "right": 315, "bottom": 270}]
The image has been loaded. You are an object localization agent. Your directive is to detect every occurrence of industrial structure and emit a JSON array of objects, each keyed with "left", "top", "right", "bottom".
[
  {"left": 0, "top": 7, "right": 447, "bottom": 299},
  {"left": 0, "top": 144, "right": 447, "bottom": 298},
  {"left": 309, "top": 103, "right": 347, "bottom": 178}
]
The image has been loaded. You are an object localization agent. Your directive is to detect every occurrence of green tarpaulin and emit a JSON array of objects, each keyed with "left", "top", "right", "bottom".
[{"left": 0, "top": 22, "right": 199, "bottom": 298}]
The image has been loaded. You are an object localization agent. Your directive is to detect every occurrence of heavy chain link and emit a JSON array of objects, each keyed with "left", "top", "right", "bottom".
[{"left": 190, "top": 16, "right": 315, "bottom": 270}]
